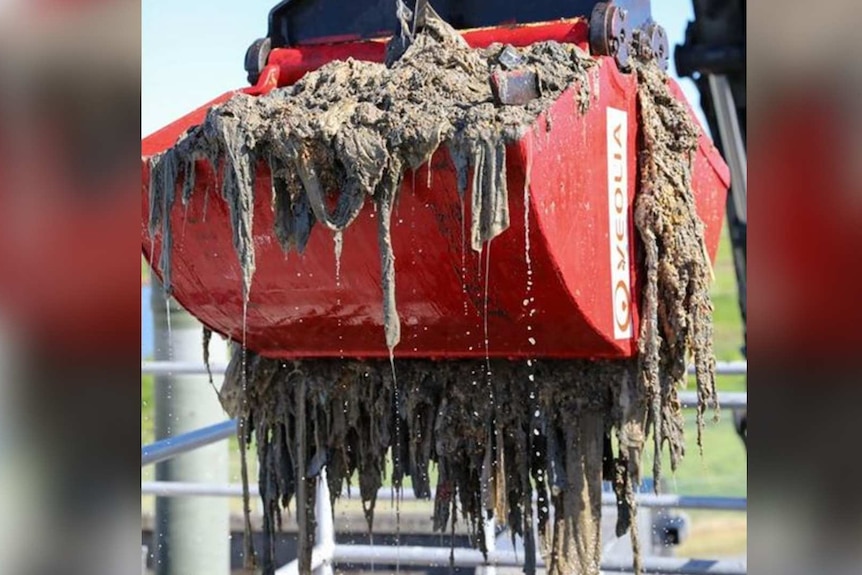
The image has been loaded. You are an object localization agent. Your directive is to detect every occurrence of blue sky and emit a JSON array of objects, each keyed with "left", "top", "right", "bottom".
[{"left": 142, "top": 1, "right": 702, "bottom": 136}]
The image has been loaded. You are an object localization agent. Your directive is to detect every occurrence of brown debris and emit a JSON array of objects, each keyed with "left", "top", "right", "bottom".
[
  {"left": 221, "top": 356, "right": 634, "bottom": 575},
  {"left": 633, "top": 57, "right": 720, "bottom": 472}
]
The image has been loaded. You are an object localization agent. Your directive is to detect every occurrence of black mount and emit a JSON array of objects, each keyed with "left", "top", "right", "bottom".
[
  {"left": 246, "top": 0, "right": 661, "bottom": 84},
  {"left": 265, "top": 0, "right": 652, "bottom": 48}
]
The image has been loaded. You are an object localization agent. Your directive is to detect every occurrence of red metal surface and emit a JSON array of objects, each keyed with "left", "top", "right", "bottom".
[{"left": 141, "top": 21, "right": 729, "bottom": 361}]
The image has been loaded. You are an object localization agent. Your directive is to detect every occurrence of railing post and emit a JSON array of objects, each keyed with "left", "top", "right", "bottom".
[
  {"left": 314, "top": 467, "right": 336, "bottom": 575},
  {"left": 480, "top": 514, "right": 498, "bottom": 575},
  {"left": 151, "top": 280, "right": 230, "bottom": 575}
]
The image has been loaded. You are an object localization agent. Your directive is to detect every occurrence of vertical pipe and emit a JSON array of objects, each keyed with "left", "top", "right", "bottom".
[
  {"left": 707, "top": 74, "right": 747, "bottom": 225},
  {"left": 315, "top": 467, "right": 335, "bottom": 575},
  {"left": 152, "top": 282, "right": 230, "bottom": 575},
  {"left": 481, "top": 515, "right": 498, "bottom": 575}
]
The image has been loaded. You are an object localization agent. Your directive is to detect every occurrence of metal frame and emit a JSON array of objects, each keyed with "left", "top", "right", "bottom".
[
  {"left": 142, "top": 481, "right": 746, "bottom": 512},
  {"left": 328, "top": 546, "right": 746, "bottom": 574},
  {"left": 141, "top": 419, "right": 236, "bottom": 467},
  {"left": 708, "top": 74, "right": 746, "bottom": 226}
]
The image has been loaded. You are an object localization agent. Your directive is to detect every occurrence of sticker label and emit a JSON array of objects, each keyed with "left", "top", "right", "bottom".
[{"left": 607, "top": 107, "right": 632, "bottom": 340}]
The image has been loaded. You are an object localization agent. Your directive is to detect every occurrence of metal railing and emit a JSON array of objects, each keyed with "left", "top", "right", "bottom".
[
  {"left": 327, "top": 546, "right": 746, "bottom": 574},
  {"left": 141, "top": 481, "right": 746, "bottom": 512},
  {"left": 141, "top": 419, "right": 236, "bottom": 467},
  {"left": 141, "top": 366, "right": 747, "bottom": 574}
]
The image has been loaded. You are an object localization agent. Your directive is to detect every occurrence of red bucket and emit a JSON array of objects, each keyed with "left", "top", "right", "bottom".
[{"left": 141, "top": 19, "right": 728, "bottom": 360}]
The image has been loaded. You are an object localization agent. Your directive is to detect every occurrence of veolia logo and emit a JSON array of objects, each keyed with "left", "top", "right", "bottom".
[{"left": 607, "top": 107, "right": 632, "bottom": 340}]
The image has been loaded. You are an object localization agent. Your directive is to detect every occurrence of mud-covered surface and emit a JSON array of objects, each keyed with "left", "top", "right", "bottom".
[
  {"left": 633, "top": 59, "right": 719, "bottom": 474},
  {"left": 219, "top": 353, "right": 635, "bottom": 575},
  {"left": 152, "top": 9, "right": 719, "bottom": 575},
  {"left": 147, "top": 8, "right": 594, "bottom": 353}
]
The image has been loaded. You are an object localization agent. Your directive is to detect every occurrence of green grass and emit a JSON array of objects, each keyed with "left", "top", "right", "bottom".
[
  {"left": 676, "top": 510, "right": 746, "bottom": 558},
  {"left": 142, "top": 374, "right": 154, "bottom": 444},
  {"left": 654, "top": 224, "right": 746, "bottom": 498},
  {"left": 710, "top": 223, "right": 745, "bottom": 365},
  {"left": 640, "top": 410, "right": 746, "bottom": 497}
]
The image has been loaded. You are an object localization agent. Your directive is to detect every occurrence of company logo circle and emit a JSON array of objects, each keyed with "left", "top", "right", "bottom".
[{"left": 614, "top": 280, "right": 631, "bottom": 333}]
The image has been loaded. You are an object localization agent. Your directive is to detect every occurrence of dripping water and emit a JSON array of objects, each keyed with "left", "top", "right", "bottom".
[
  {"left": 164, "top": 295, "right": 173, "bottom": 360},
  {"left": 336, "top": 237, "right": 344, "bottom": 357},
  {"left": 461, "top": 191, "right": 469, "bottom": 317},
  {"left": 524, "top": 133, "right": 535, "bottom": 357},
  {"left": 388, "top": 348, "right": 402, "bottom": 574},
  {"left": 524, "top": 135, "right": 533, "bottom": 280},
  {"left": 483, "top": 239, "right": 492, "bottom": 380},
  {"left": 334, "top": 230, "right": 344, "bottom": 287},
  {"left": 241, "top": 298, "right": 248, "bottom": 396}
]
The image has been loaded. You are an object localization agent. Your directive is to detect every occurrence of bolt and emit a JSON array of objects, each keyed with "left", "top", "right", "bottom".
[{"left": 490, "top": 69, "right": 540, "bottom": 106}]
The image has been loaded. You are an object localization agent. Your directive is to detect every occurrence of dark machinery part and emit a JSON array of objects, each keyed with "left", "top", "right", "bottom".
[
  {"left": 636, "top": 22, "right": 669, "bottom": 72},
  {"left": 589, "top": 2, "right": 673, "bottom": 72},
  {"left": 733, "top": 408, "right": 747, "bottom": 448},
  {"left": 244, "top": 37, "right": 272, "bottom": 86},
  {"left": 245, "top": 0, "right": 660, "bottom": 82},
  {"left": 265, "top": 0, "right": 652, "bottom": 47},
  {"left": 589, "top": 2, "right": 632, "bottom": 70},
  {"left": 677, "top": 0, "right": 746, "bottom": 446}
]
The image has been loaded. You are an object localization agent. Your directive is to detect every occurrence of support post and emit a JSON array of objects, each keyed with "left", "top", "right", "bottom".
[
  {"left": 314, "top": 467, "right": 336, "bottom": 575},
  {"left": 479, "top": 514, "right": 498, "bottom": 575},
  {"left": 152, "top": 281, "right": 230, "bottom": 575}
]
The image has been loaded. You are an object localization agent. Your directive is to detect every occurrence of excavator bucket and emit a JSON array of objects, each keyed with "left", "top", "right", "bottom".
[
  {"left": 143, "top": 7, "right": 735, "bottom": 573},
  {"left": 141, "top": 16, "right": 729, "bottom": 361}
]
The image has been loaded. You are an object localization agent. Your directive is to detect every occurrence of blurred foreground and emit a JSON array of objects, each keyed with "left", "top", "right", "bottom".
[
  {"left": 0, "top": 2, "right": 140, "bottom": 574},
  {"left": 748, "top": 1, "right": 862, "bottom": 574}
]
